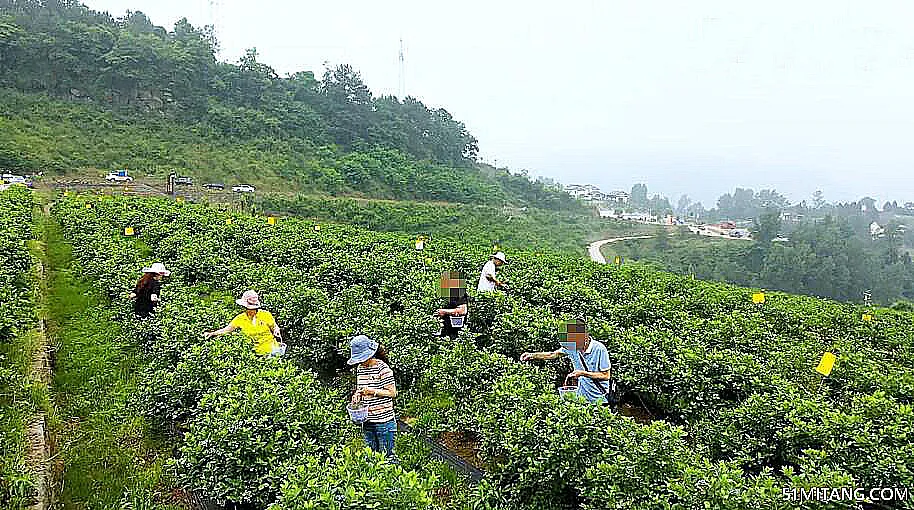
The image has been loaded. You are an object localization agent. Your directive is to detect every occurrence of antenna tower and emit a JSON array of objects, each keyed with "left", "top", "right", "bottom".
[
  {"left": 398, "top": 38, "right": 406, "bottom": 98},
  {"left": 207, "top": 0, "right": 223, "bottom": 55}
]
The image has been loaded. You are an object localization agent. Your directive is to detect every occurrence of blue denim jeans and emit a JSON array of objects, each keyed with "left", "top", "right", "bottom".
[{"left": 362, "top": 419, "right": 397, "bottom": 458}]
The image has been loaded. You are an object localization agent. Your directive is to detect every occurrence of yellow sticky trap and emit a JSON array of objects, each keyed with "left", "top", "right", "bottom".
[
  {"left": 64, "top": 191, "right": 70, "bottom": 197},
  {"left": 415, "top": 240, "right": 424, "bottom": 250},
  {"left": 862, "top": 314, "right": 873, "bottom": 322},
  {"left": 124, "top": 227, "right": 134, "bottom": 236},
  {"left": 815, "top": 352, "right": 836, "bottom": 376},
  {"left": 226, "top": 218, "right": 233, "bottom": 225},
  {"left": 177, "top": 197, "right": 184, "bottom": 203},
  {"left": 85, "top": 203, "right": 92, "bottom": 209},
  {"left": 752, "top": 292, "right": 765, "bottom": 304},
  {"left": 314, "top": 225, "right": 321, "bottom": 232},
  {"left": 268, "top": 216, "right": 276, "bottom": 225},
  {"left": 494, "top": 244, "right": 500, "bottom": 251}
]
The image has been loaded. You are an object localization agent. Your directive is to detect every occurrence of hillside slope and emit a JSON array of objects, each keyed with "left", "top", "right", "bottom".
[
  {"left": 258, "top": 193, "right": 654, "bottom": 254},
  {"left": 0, "top": 1, "right": 577, "bottom": 210}
]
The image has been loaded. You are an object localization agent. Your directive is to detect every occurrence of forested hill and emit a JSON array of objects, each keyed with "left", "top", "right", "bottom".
[{"left": 0, "top": 1, "right": 578, "bottom": 209}]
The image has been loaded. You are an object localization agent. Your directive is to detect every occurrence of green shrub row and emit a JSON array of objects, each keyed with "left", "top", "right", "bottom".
[
  {"left": 84, "top": 194, "right": 914, "bottom": 489},
  {"left": 51, "top": 196, "right": 443, "bottom": 509},
  {"left": 52, "top": 193, "right": 914, "bottom": 508},
  {"left": 0, "top": 187, "right": 37, "bottom": 509}
]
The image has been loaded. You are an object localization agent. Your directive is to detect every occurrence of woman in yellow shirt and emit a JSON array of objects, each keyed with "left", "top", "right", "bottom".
[{"left": 202, "top": 290, "right": 286, "bottom": 356}]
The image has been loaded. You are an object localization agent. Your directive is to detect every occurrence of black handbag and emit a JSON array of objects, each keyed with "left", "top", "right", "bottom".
[{"left": 577, "top": 350, "right": 621, "bottom": 406}]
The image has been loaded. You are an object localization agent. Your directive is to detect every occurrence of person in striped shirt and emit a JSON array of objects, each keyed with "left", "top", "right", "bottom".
[{"left": 348, "top": 335, "right": 398, "bottom": 459}]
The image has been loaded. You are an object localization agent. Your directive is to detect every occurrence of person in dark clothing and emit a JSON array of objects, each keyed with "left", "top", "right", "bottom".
[
  {"left": 129, "top": 263, "right": 170, "bottom": 318},
  {"left": 436, "top": 271, "right": 469, "bottom": 339}
]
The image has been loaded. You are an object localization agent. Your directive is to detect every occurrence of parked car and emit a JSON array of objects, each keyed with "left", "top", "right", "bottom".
[
  {"left": 2, "top": 173, "right": 27, "bottom": 184},
  {"left": 203, "top": 183, "right": 225, "bottom": 190},
  {"left": 232, "top": 184, "right": 255, "bottom": 193},
  {"left": 175, "top": 176, "right": 193, "bottom": 186},
  {"left": 105, "top": 170, "right": 133, "bottom": 183}
]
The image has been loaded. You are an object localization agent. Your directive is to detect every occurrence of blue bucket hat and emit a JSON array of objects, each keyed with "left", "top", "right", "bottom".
[{"left": 347, "top": 335, "right": 379, "bottom": 365}]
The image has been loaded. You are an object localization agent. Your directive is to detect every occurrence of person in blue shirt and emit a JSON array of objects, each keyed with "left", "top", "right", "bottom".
[{"left": 520, "top": 318, "right": 612, "bottom": 404}]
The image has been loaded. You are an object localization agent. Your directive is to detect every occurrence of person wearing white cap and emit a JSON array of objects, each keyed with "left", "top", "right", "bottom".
[
  {"left": 477, "top": 251, "right": 508, "bottom": 293},
  {"left": 202, "top": 290, "right": 285, "bottom": 356},
  {"left": 129, "top": 262, "right": 170, "bottom": 317}
]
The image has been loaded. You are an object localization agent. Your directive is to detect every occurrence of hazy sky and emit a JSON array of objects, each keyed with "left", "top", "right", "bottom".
[{"left": 84, "top": 0, "right": 914, "bottom": 206}]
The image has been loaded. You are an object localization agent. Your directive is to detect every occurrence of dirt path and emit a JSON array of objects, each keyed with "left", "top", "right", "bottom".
[
  {"left": 587, "top": 235, "right": 654, "bottom": 264},
  {"left": 26, "top": 231, "right": 53, "bottom": 510}
]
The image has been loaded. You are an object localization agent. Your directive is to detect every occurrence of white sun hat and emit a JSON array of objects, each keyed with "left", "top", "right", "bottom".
[
  {"left": 141, "top": 262, "right": 171, "bottom": 276},
  {"left": 235, "top": 290, "right": 262, "bottom": 309},
  {"left": 493, "top": 252, "right": 507, "bottom": 263}
]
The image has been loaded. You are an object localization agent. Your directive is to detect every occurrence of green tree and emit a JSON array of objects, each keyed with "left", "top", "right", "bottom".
[
  {"left": 859, "top": 196, "right": 879, "bottom": 222},
  {"left": 653, "top": 227, "right": 671, "bottom": 251},
  {"left": 717, "top": 188, "right": 750, "bottom": 219},
  {"left": 812, "top": 190, "right": 826, "bottom": 209},
  {"left": 756, "top": 189, "right": 789, "bottom": 209},
  {"left": 684, "top": 201, "right": 706, "bottom": 221},
  {"left": 676, "top": 195, "right": 692, "bottom": 215},
  {"left": 319, "top": 63, "right": 373, "bottom": 147},
  {"left": 648, "top": 194, "right": 673, "bottom": 216},
  {"left": 752, "top": 209, "right": 782, "bottom": 244}
]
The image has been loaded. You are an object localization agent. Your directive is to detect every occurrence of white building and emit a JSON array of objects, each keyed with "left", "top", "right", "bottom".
[
  {"left": 620, "top": 212, "right": 655, "bottom": 223},
  {"left": 606, "top": 190, "right": 631, "bottom": 204},
  {"left": 870, "top": 221, "right": 885, "bottom": 239},
  {"left": 565, "top": 184, "right": 631, "bottom": 204},
  {"left": 565, "top": 184, "right": 606, "bottom": 202}
]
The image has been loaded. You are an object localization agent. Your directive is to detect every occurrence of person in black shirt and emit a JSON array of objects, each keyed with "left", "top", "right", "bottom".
[
  {"left": 436, "top": 270, "right": 469, "bottom": 339},
  {"left": 129, "top": 263, "right": 170, "bottom": 318}
]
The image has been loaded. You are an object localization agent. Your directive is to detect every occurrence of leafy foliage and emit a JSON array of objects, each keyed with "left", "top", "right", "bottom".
[
  {"left": 270, "top": 445, "right": 438, "bottom": 510},
  {"left": 0, "top": 2, "right": 472, "bottom": 163},
  {"left": 607, "top": 215, "right": 914, "bottom": 303},
  {"left": 172, "top": 362, "right": 350, "bottom": 506},
  {"left": 51, "top": 192, "right": 914, "bottom": 509},
  {"left": 0, "top": 187, "right": 37, "bottom": 508},
  {"left": 258, "top": 194, "right": 632, "bottom": 254}
]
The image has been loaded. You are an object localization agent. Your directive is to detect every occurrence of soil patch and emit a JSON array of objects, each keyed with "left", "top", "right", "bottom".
[
  {"left": 618, "top": 402, "right": 655, "bottom": 424},
  {"left": 437, "top": 430, "right": 484, "bottom": 470}
]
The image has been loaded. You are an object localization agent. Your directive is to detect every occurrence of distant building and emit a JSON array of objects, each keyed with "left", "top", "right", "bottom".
[
  {"left": 606, "top": 190, "right": 631, "bottom": 204},
  {"left": 565, "top": 184, "right": 627, "bottom": 203},
  {"left": 565, "top": 183, "right": 600, "bottom": 196},
  {"left": 565, "top": 184, "right": 593, "bottom": 201},
  {"left": 870, "top": 221, "right": 886, "bottom": 239},
  {"left": 620, "top": 212, "right": 655, "bottom": 223}
]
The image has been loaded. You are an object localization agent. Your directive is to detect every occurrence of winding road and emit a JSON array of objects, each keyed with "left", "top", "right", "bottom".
[{"left": 587, "top": 235, "right": 654, "bottom": 264}]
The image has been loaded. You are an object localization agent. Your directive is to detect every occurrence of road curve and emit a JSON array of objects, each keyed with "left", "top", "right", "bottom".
[{"left": 588, "top": 235, "right": 654, "bottom": 264}]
